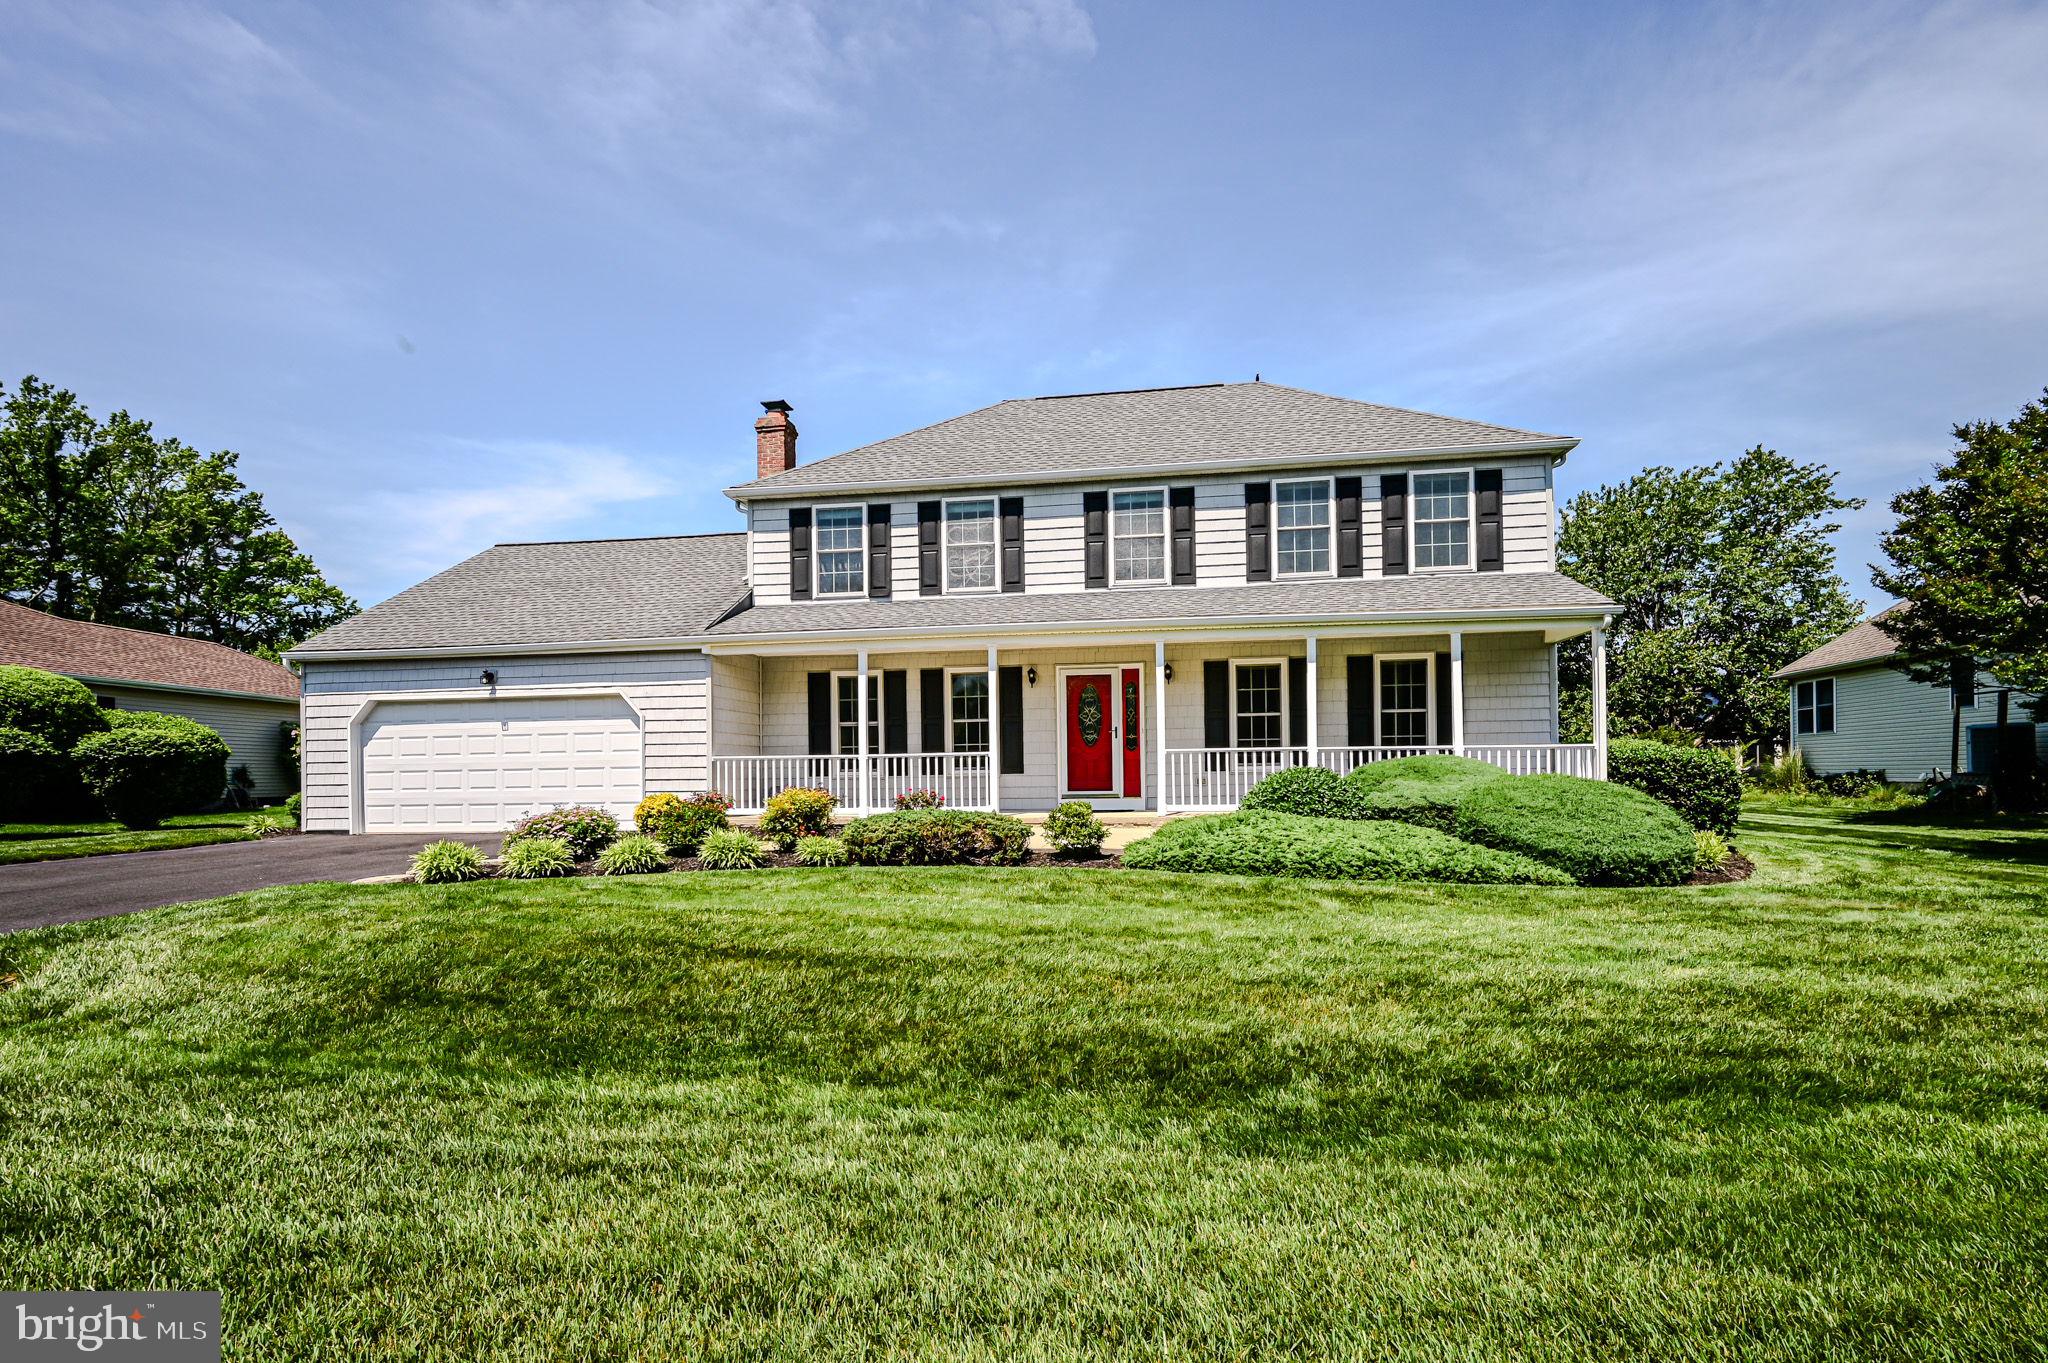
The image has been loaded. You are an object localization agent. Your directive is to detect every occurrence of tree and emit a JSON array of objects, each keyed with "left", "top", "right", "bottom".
[
  {"left": 1873, "top": 388, "right": 2048, "bottom": 718},
  {"left": 0, "top": 375, "right": 355, "bottom": 654},
  {"left": 1557, "top": 447, "right": 1865, "bottom": 752}
]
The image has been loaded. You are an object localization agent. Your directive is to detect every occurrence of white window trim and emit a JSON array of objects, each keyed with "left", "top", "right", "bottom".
[
  {"left": 1228, "top": 656, "right": 1292, "bottom": 750},
  {"left": 1271, "top": 476, "right": 1337, "bottom": 581},
  {"left": 1108, "top": 484, "right": 1172, "bottom": 588},
  {"left": 940, "top": 496, "right": 1001, "bottom": 597},
  {"left": 811, "top": 502, "right": 868, "bottom": 599},
  {"left": 942, "top": 665, "right": 993, "bottom": 753},
  {"left": 1374, "top": 652, "right": 1436, "bottom": 747},
  {"left": 828, "top": 669, "right": 882, "bottom": 755},
  {"left": 1795, "top": 676, "right": 1836, "bottom": 736},
  {"left": 1409, "top": 466, "right": 1477, "bottom": 575}
]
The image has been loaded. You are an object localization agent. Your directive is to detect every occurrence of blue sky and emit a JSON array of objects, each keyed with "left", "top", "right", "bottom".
[{"left": 4, "top": 0, "right": 2045, "bottom": 608}]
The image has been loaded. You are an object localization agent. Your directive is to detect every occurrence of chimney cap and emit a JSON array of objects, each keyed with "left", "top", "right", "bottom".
[{"left": 760, "top": 399, "right": 792, "bottom": 414}]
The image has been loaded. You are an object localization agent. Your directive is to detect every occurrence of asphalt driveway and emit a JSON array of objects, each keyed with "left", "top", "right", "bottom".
[{"left": 0, "top": 834, "right": 494, "bottom": 934}]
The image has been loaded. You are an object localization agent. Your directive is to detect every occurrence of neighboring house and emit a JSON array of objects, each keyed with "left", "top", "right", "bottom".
[
  {"left": 287, "top": 382, "right": 1618, "bottom": 833},
  {"left": 1772, "top": 606, "right": 2046, "bottom": 782},
  {"left": 0, "top": 600, "right": 302, "bottom": 798}
]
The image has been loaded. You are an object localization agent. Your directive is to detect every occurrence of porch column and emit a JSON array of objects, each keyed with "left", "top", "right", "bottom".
[
  {"left": 985, "top": 644, "right": 1000, "bottom": 812},
  {"left": 1448, "top": 629, "right": 1465, "bottom": 756},
  {"left": 1155, "top": 639, "right": 1169, "bottom": 812},
  {"left": 1304, "top": 634, "right": 1319, "bottom": 762},
  {"left": 1591, "top": 625, "right": 1609, "bottom": 780},
  {"left": 856, "top": 646, "right": 871, "bottom": 813}
]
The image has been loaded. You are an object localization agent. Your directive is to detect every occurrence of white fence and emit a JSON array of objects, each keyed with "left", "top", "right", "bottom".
[
  {"left": 711, "top": 753, "right": 992, "bottom": 814},
  {"left": 1161, "top": 744, "right": 1602, "bottom": 811}
]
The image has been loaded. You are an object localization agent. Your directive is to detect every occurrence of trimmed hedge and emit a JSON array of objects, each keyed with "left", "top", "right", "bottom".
[
  {"left": 1044, "top": 800, "right": 1108, "bottom": 854},
  {"left": 1240, "top": 766, "right": 1372, "bottom": 819},
  {"left": 1340, "top": 754, "right": 1509, "bottom": 832},
  {"left": 70, "top": 721, "right": 230, "bottom": 828},
  {"left": 1607, "top": 738, "right": 1742, "bottom": 836},
  {"left": 841, "top": 809, "right": 1032, "bottom": 866},
  {"left": 1454, "top": 775, "right": 1694, "bottom": 887},
  {"left": 0, "top": 664, "right": 107, "bottom": 749},
  {"left": 0, "top": 726, "right": 64, "bottom": 821},
  {"left": 102, "top": 710, "right": 231, "bottom": 811},
  {"left": 1124, "top": 811, "right": 1570, "bottom": 884}
]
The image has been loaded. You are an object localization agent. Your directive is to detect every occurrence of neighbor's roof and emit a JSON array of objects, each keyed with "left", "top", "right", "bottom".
[
  {"left": 1772, "top": 607, "right": 1904, "bottom": 681},
  {"left": 727, "top": 382, "right": 1575, "bottom": 497},
  {"left": 0, "top": 599, "right": 300, "bottom": 700},
  {"left": 290, "top": 534, "right": 751, "bottom": 655}
]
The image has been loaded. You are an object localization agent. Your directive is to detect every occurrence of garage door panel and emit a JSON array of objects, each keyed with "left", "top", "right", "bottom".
[{"left": 359, "top": 696, "right": 643, "bottom": 832}]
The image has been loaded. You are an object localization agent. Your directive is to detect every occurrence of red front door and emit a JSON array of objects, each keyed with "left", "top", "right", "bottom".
[{"left": 1065, "top": 673, "right": 1115, "bottom": 793}]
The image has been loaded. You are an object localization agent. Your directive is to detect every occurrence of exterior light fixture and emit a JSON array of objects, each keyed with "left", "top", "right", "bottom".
[
  {"left": 1163, "top": 662, "right": 1174, "bottom": 682},
  {"left": 1026, "top": 666, "right": 1037, "bottom": 686},
  {"left": 479, "top": 669, "right": 497, "bottom": 687}
]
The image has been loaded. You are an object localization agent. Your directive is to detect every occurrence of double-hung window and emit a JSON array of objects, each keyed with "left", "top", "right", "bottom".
[
  {"left": 1111, "top": 488, "right": 1167, "bottom": 585},
  {"left": 835, "top": 674, "right": 881, "bottom": 754},
  {"left": 944, "top": 500, "right": 997, "bottom": 593},
  {"left": 814, "top": 506, "right": 865, "bottom": 596},
  {"left": 1232, "top": 660, "right": 1285, "bottom": 748},
  {"left": 949, "top": 671, "right": 990, "bottom": 752},
  {"left": 1795, "top": 678, "right": 1835, "bottom": 735},
  {"left": 1412, "top": 471, "right": 1471, "bottom": 570},
  {"left": 1378, "top": 656, "right": 1432, "bottom": 747},
  {"left": 1273, "top": 478, "right": 1332, "bottom": 577}
]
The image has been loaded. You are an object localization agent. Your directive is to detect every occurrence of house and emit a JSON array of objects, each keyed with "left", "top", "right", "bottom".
[
  {"left": 0, "top": 600, "right": 301, "bottom": 798},
  {"left": 286, "top": 382, "right": 1618, "bottom": 833},
  {"left": 1773, "top": 606, "right": 2045, "bottom": 782}
]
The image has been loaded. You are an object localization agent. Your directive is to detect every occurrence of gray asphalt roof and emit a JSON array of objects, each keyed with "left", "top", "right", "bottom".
[
  {"left": 1772, "top": 607, "right": 1906, "bottom": 680},
  {"left": 292, "top": 534, "right": 749, "bottom": 654},
  {"left": 729, "top": 382, "right": 1574, "bottom": 496}
]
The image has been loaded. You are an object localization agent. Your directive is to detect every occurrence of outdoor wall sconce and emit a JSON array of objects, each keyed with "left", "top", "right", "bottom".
[
  {"left": 1163, "top": 662, "right": 1174, "bottom": 682},
  {"left": 479, "top": 669, "right": 497, "bottom": 687},
  {"left": 1026, "top": 666, "right": 1037, "bottom": 686}
]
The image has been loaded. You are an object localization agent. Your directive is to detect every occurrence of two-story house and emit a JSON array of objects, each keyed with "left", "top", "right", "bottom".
[{"left": 289, "top": 382, "right": 1616, "bottom": 832}]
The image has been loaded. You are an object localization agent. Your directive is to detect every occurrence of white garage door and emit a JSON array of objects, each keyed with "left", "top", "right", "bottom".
[{"left": 359, "top": 695, "right": 643, "bottom": 832}]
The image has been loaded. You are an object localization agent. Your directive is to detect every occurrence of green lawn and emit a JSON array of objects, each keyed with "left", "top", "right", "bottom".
[
  {"left": 2, "top": 802, "right": 2044, "bottom": 1359},
  {"left": 0, "top": 809, "right": 267, "bottom": 864}
]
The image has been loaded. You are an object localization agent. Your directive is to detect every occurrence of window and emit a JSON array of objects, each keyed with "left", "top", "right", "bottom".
[
  {"left": 1111, "top": 488, "right": 1167, "bottom": 585},
  {"left": 1795, "top": 678, "right": 1835, "bottom": 735},
  {"left": 944, "top": 499, "right": 997, "bottom": 593},
  {"left": 834, "top": 674, "right": 881, "bottom": 754},
  {"left": 1412, "top": 471, "right": 1471, "bottom": 570},
  {"left": 1273, "top": 478, "right": 1331, "bottom": 577},
  {"left": 1232, "top": 661, "right": 1285, "bottom": 748},
  {"left": 814, "top": 505, "right": 865, "bottom": 596},
  {"left": 1378, "top": 656, "right": 1432, "bottom": 747},
  {"left": 949, "top": 671, "right": 990, "bottom": 752}
]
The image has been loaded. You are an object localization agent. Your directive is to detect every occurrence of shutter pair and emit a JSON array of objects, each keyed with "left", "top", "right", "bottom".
[
  {"left": 917, "top": 500, "right": 1025, "bottom": 595},
  {"left": 806, "top": 671, "right": 906, "bottom": 753},
  {"left": 1338, "top": 653, "right": 1455, "bottom": 745},
  {"left": 816, "top": 667, "right": 1023, "bottom": 773},
  {"left": 1244, "top": 479, "right": 1365, "bottom": 581},
  {"left": 1199, "top": 658, "right": 1312, "bottom": 748},
  {"left": 1377, "top": 470, "right": 1504, "bottom": 576},
  {"left": 1084, "top": 488, "right": 1196, "bottom": 588},
  {"left": 786, "top": 504, "right": 896, "bottom": 600}
]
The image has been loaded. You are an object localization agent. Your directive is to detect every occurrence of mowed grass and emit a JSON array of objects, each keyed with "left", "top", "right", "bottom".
[
  {"left": 2, "top": 804, "right": 2045, "bottom": 1360},
  {"left": 0, "top": 809, "right": 260, "bottom": 863}
]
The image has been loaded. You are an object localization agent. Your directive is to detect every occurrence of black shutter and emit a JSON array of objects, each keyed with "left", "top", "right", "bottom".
[
  {"left": 917, "top": 501, "right": 941, "bottom": 596},
  {"left": 1475, "top": 469, "right": 1503, "bottom": 573},
  {"left": 1244, "top": 482, "right": 1270, "bottom": 582},
  {"left": 1000, "top": 496, "right": 1025, "bottom": 593},
  {"left": 1434, "top": 652, "right": 1452, "bottom": 745},
  {"left": 920, "top": 668, "right": 946, "bottom": 751},
  {"left": 867, "top": 503, "right": 893, "bottom": 598},
  {"left": 1288, "top": 657, "right": 1308, "bottom": 748},
  {"left": 883, "top": 670, "right": 907, "bottom": 752},
  {"left": 1380, "top": 475, "right": 1407, "bottom": 576},
  {"left": 1170, "top": 485, "right": 1197, "bottom": 585},
  {"left": 1336, "top": 476, "right": 1363, "bottom": 578},
  {"left": 788, "top": 507, "right": 813, "bottom": 600},
  {"left": 999, "top": 667, "right": 1024, "bottom": 774},
  {"left": 1347, "top": 654, "right": 1374, "bottom": 746},
  {"left": 1203, "top": 660, "right": 1231, "bottom": 748},
  {"left": 1083, "top": 490, "right": 1108, "bottom": 588},
  {"left": 806, "top": 671, "right": 832, "bottom": 754}
]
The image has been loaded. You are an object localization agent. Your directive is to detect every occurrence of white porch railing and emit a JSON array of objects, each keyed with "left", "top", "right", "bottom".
[
  {"left": 1162, "top": 744, "right": 1602, "bottom": 811},
  {"left": 711, "top": 753, "right": 991, "bottom": 814}
]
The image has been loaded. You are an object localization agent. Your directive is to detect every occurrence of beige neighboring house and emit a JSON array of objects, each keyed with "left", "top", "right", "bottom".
[
  {"left": 289, "top": 382, "right": 1621, "bottom": 835},
  {"left": 0, "top": 600, "right": 302, "bottom": 798},
  {"left": 1772, "top": 606, "right": 2046, "bottom": 782}
]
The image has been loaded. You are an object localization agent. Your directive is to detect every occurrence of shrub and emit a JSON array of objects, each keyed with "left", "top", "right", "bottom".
[
  {"left": 0, "top": 726, "right": 63, "bottom": 822},
  {"left": 1750, "top": 750, "right": 1810, "bottom": 793},
  {"left": 1811, "top": 768, "right": 1888, "bottom": 798},
  {"left": 1044, "top": 800, "right": 1107, "bottom": 855},
  {"left": 70, "top": 722, "right": 230, "bottom": 828},
  {"left": 411, "top": 840, "right": 487, "bottom": 883},
  {"left": 1455, "top": 775, "right": 1695, "bottom": 886},
  {"left": 794, "top": 835, "right": 849, "bottom": 867},
  {"left": 102, "top": 710, "right": 232, "bottom": 810},
  {"left": 760, "top": 786, "right": 836, "bottom": 850},
  {"left": 502, "top": 835, "right": 576, "bottom": 879},
  {"left": 698, "top": 828, "right": 767, "bottom": 870},
  {"left": 1608, "top": 738, "right": 1743, "bottom": 836},
  {"left": 281, "top": 792, "right": 302, "bottom": 827},
  {"left": 1122, "top": 811, "right": 1571, "bottom": 885},
  {"left": 841, "top": 809, "right": 1032, "bottom": 867},
  {"left": 504, "top": 805, "right": 619, "bottom": 859},
  {"left": 1241, "top": 766, "right": 1370, "bottom": 819},
  {"left": 1341, "top": 754, "right": 1509, "bottom": 832},
  {"left": 0, "top": 665, "right": 107, "bottom": 749},
  {"left": 635, "top": 791, "right": 732, "bottom": 855},
  {"left": 595, "top": 833, "right": 670, "bottom": 875},
  {"left": 1692, "top": 829, "right": 1731, "bottom": 873},
  {"left": 893, "top": 787, "right": 946, "bottom": 810}
]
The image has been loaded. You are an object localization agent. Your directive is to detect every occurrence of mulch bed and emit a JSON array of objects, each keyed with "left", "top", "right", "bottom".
[
  {"left": 1687, "top": 849, "right": 1756, "bottom": 886},
  {"left": 467, "top": 849, "right": 1126, "bottom": 879}
]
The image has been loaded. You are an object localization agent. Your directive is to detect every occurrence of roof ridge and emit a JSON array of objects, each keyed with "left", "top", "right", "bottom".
[
  {"left": 1254, "top": 381, "right": 1570, "bottom": 442},
  {"left": 492, "top": 530, "right": 747, "bottom": 548}
]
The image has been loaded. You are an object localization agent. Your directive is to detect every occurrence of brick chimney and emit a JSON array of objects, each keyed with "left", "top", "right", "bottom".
[{"left": 755, "top": 399, "right": 797, "bottom": 478}]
